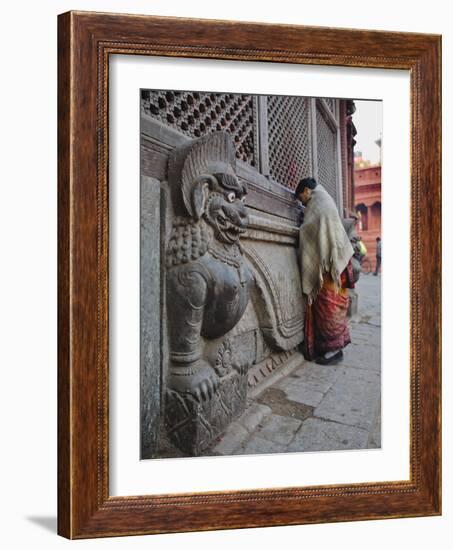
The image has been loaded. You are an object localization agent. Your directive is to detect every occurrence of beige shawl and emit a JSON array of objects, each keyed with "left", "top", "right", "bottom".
[{"left": 299, "top": 185, "right": 354, "bottom": 304}]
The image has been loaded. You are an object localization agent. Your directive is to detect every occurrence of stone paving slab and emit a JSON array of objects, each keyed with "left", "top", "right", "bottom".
[
  {"left": 282, "top": 381, "right": 325, "bottom": 407},
  {"left": 287, "top": 417, "right": 369, "bottom": 452},
  {"left": 348, "top": 336, "right": 377, "bottom": 348},
  {"left": 350, "top": 324, "right": 377, "bottom": 338},
  {"left": 367, "top": 315, "right": 381, "bottom": 327},
  {"left": 241, "top": 435, "right": 287, "bottom": 455},
  {"left": 348, "top": 336, "right": 376, "bottom": 347},
  {"left": 313, "top": 367, "right": 381, "bottom": 431},
  {"left": 287, "top": 363, "right": 340, "bottom": 393},
  {"left": 256, "top": 387, "right": 314, "bottom": 421},
  {"left": 350, "top": 325, "right": 377, "bottom": 336},
  {"left": 342, "top": 342, "right": 381, "bottom": 372},
  {"left": 257, "top": 413, "right": 302, "bottom": 445},
  {"left": 212, "top": 421, "right": 248, "bottom": 455},
  {"left": 238, "top": 402, "right": 272, "bottom": 433}
]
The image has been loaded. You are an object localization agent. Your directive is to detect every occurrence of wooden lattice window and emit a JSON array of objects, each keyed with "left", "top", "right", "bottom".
[
  {"left": 141, "top": 90, "right": 257, "bottom": 166},
  {"left": 266, "top": 95, "right": 312, "bottom": 190}
]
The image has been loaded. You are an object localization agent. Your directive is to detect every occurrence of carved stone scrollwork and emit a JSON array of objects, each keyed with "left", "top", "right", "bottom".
[
  {"left": 164, "top": 131, "right": 253, "bottom": 455},
  {"left": 243, "top": 243, "right": 304, "bottom": 352}
]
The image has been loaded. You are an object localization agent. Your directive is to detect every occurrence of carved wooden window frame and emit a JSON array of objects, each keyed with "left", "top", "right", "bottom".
[{"left": 58, "top": 11, "right": 441, "bottom": 538}]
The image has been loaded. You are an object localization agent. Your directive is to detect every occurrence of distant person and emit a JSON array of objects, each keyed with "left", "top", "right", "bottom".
[
  {"left": 374, "top": 237, "right": 382, "bottom": 276},
  {"left": 295, "top": 177, "right": 355, "bottom": 365},
  {"left": 353, "top": 235, "right": 367, "bottom": 264}
]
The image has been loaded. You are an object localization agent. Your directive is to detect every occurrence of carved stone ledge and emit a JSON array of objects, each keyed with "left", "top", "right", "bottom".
[
  {"left": 247, "top": 213, "right": 299, "bottom": 237},
  {"left": 248, "top": 348, "right": 297, "bottom": 388},
  {"left": 245, "top": 230, "right": 296, "bottom": 245},
  {"left": 245, "top": 213, "right": 299, "bottom": 244}
]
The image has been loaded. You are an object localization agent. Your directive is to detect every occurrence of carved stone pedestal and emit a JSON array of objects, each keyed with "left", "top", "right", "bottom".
[{"left": 164, "top": 370, "right": 248, "bottom": 456}]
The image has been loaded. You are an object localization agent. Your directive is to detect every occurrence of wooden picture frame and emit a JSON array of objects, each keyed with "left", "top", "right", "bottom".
[{"left": 58, "top": 10, "right": 441, "bottom": 539}]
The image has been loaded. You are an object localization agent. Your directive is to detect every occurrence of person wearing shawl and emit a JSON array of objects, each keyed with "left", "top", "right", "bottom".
[{"left": 295, "top": 177, "right": 355, "bottom": 365}]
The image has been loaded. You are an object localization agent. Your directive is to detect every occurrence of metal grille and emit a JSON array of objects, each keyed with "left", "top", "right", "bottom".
[
  {"left": 316, "top": 107, "right": 338, "bottom": 201},
  {"left": 141, "top": 90, "right": 256, "bottom": 166},
  {"left": 266, "top": 96, "right": 311, "bottom": 190}
]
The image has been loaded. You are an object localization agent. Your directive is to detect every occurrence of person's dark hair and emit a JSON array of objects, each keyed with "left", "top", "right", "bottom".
[
  {"left": 376, "top": 237, "right": 381, "bottom": 241},
  {"left": 294, "top": 177, "right": 317, "bottom": 198}
]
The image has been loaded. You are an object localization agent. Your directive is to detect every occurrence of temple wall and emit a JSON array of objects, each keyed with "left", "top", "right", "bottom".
[{"left": 140, "top": 92, "right": 348, "bottom": 456}]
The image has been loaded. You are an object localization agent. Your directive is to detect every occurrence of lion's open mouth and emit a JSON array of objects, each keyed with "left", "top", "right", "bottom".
[{"left": 216, "top": 215, "right": 247, "bottom": 241}]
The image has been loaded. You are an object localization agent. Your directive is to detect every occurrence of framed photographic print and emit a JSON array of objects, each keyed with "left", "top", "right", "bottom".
[{"left": 58, "top": 11, "right": 441, "bottom": 538}]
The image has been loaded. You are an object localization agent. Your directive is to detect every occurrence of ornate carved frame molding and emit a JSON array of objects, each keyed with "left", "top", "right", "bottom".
[{"left": 58, "top": 11, "right": 441, "bottom": 538}]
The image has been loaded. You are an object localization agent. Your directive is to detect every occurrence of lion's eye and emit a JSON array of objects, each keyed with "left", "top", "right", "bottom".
[{"left": 227, "top": 192, "right": 236, "bottom": 203}]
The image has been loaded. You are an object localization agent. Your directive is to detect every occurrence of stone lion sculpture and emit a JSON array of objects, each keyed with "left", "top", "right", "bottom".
[{"left": 165, "top": 131, "right": 253, "bottom": 409}]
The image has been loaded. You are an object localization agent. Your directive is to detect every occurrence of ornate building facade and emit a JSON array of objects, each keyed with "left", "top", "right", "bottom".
[
  {"left": 140, "top": 90, "right": 356, "bottom": 457},
  {"left": 354, "top": 163, "right": 382, "bottom": 270}
]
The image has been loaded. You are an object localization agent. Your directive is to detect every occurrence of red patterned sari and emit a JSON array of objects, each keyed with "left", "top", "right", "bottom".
[{"left": 303, "top": 262, "right": 354, "bottom": 361}]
